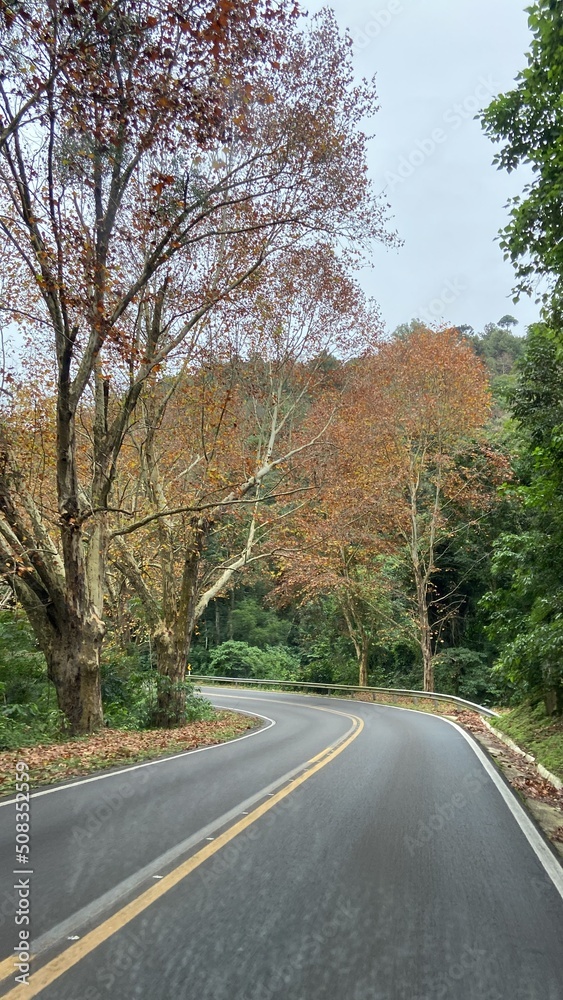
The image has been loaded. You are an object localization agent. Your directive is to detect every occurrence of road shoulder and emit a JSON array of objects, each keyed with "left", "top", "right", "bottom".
[{"left": 454, "top": 709, "right": 563, "bottom": 861}]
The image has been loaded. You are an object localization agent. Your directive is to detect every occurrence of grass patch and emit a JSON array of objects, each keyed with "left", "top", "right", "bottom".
[
  {"left": 0, "top": 710, "right": 258, "bottom": 795},
  {"left": 491, "top": 702, "right": 563, "bottom": 780}
]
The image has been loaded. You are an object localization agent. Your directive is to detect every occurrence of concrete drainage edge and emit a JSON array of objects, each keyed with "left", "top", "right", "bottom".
[{"left": 483, "top": 719, "right": 563, "bottom": 791}]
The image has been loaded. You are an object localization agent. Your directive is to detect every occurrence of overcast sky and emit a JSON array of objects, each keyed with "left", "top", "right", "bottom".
[{"left": 304, "top": 0, "right": 537, "bottom": 336}]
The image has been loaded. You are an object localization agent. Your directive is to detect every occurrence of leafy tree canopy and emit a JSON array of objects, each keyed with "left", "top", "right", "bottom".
[{"left": 481, "top": 1, "right": 563, "bottom": 316}]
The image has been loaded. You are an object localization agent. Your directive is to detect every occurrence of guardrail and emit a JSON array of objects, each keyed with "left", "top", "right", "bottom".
[{"left": 191, "top": 675, "right": 500, "bottom": 718}]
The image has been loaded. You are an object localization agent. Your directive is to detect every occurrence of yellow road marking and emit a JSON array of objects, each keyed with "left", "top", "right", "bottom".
[
  {"left": 0, "top": 698, "right": 349, "bottom": 988},
  {"left": 0, "top": 709, "right": 363, "bottom": 998}
]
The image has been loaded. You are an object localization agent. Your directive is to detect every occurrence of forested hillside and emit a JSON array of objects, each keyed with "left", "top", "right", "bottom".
[{"left": 0, "top": 0, "right": 562, "bottom": 755}]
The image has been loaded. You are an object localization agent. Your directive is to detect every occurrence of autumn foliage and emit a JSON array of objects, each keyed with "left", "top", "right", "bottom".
[
  {"left": 0, "top": 3, "right": 503, "bottom": 730},
  {"left": 0, "top": 3, "right": 394, "bottom": 730},
  {"left": 273, "top": 328, "right": 502, "bottom": 689}
]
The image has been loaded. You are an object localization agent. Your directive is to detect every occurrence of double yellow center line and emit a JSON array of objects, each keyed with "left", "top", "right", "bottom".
[{"left": 0, "top": 704, "right": 363, "bottom": 998}]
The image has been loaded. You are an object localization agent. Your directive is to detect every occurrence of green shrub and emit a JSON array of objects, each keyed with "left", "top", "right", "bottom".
[
  {"left": 433, "top": 647, "right": 511, "bottom": 706},
  {"left": 101, "top": 646, "right": 212, "bottom": 728},
  {"left": 205, "top": 641, "right": 300, "bottom": 681},
  {"left": 0, "top": 610, "right": 49, "bottom": 704},
  {"left": 0, "top": 610, "right": 65, "bottom": 748},
  {"left": 230, "top": 597, "right": 291, "bottom": 647}
]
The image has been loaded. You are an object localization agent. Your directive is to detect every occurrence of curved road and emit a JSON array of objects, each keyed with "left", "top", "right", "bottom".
[{"left": 0, "top": 689, "right": 562, "bottom": 999}]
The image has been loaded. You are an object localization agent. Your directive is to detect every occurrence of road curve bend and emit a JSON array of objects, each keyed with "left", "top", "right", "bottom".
[{"left": 0, "top": 688, "right": 561, "bottom": 1000}]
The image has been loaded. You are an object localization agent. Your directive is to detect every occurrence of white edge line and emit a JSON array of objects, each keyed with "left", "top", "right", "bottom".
[
  {"left": 0, "top": 710, "right": 276, "bottom": 807},
  {"left": 21, "top": 708, "right": 360, "bottom": 961},
  {"left": 204, "top": 691, "right": 563, "bottom": 898},
  {"left": 0, "top": 692, "right": 359, "bottom": 807},
  {"left": 360, "top": 700, "right": 563, "bottom": 901}
]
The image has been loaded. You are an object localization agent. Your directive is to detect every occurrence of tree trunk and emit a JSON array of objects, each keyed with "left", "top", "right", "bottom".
[
  {"left": 153, "top": 526, "right": 206, "bottom": 727},
  {"left": 414, "top": 568, "right": 434, "bottom": 692},
  {"left": 228, "top": 588, "right": 234, "bottom": 640},
  {"left": 215, "top": 600, "right": 221, "bottom": 645},
  {"left": 341, "top": 601, "right": 370, "bottom": 688},
  {"left": 13, "top": 588, "right": 105, "bottom": 735},
  {"left": 418, "top": 594, "right": 434, "bottom": 692},
  {"left": 49, "top": 617, "right": 104, "bottom": 733},
  {"left": 0, "top": 455, "right": 106, "bottom": 733},
  {"left": 152, "top": 628, "right": 191, "bottom": 729},
  {"left": 422, "top": 640, "right": 434, "bottom": 693},
  {"left": 0, "top": 547, "right": 106, "bottom": 733},
  {"left": 544, "top": 684, "right": 562, "bottom": 717},
  {"left": 52, "top": 515, "right": 106, "bottom": 730},
  {"left": 358, "top": 640, "right": 369, "bottom": 687},
  {"left": 407, "top": 473, "right": 439, "bottom": 694}
]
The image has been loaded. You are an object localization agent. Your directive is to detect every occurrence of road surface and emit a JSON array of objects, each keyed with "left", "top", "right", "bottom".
[{"left": 0, "top": 689, "right": 562, "bottom": 1000}]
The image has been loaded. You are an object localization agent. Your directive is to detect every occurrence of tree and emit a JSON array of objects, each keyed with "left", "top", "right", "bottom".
[
  {"left": 479, "top": 2, "right": 563, "bottom": 714},
  {"left": 205, "top": 640, "right": 298, "bottom": 680},
  {"left": 0, "top": 0, "right": 127, "bottom": 153},
  {"left": 271, "top": 443, "right": 396, "bottom": 687},
  {"left": 467, "top": 322, "right": 526, "bottom": 379},
  {"left": 107, "top": 249, "right": 378, "bottom": 723},
  {"left": 0, "top": 0, "right": 294, "bottom": 732},
  {"left": 333, "top": 329, "right": 496, "bottom": 692},
  {"left": 0, "top": 4, "right": 393, "bottom": 731},
  {"left": 274, "top": 328, "right": 498, "bottom": 691},
  {"left": 483, "top": 324, "right": 563, "bottom": 714},
  {"left": 481, "top": 1, "right": 563, "bottom": 316},
  {"left": 276, "top": 549, "right": 403, "bottom": 688}
]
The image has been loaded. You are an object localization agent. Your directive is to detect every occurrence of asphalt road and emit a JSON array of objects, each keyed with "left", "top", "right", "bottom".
[{"left": 0, "top": 689, "right": 562, "bottom": 1000}]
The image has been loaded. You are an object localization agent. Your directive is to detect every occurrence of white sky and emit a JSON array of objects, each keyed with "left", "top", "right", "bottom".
[{"left": 304, "top": 0, "right": 538, "bottom": 336}]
